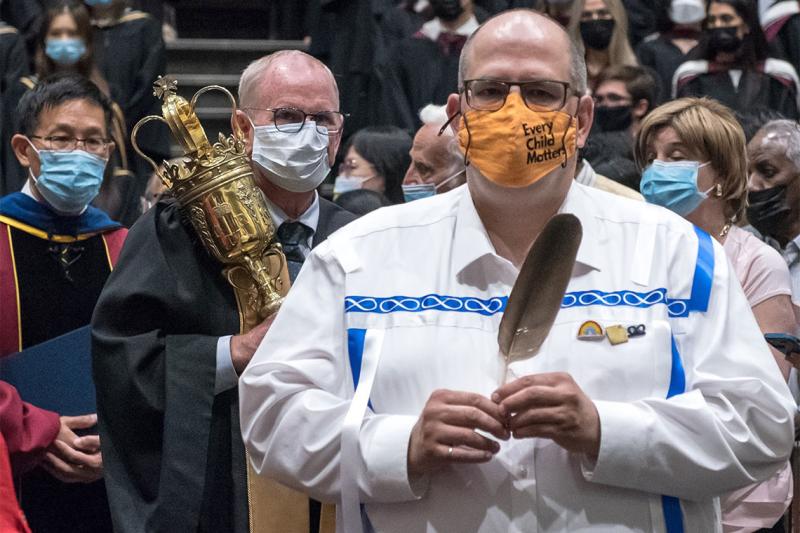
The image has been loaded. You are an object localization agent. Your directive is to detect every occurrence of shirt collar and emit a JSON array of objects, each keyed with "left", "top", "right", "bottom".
[
  {"left": 419, "top": 15, "right": 479, "bottom": 42},
  {"left": 452, "top": 181, "right": 605, "bottom": 277},
  {"left": 765, "top": 233, "right": 800, "bottom": 258},
  {"left": 262, "top": 190, "right": 320, "bottom": 234},
  {"left": 574, "top": 160, "right": 597, "bottom": 187}
]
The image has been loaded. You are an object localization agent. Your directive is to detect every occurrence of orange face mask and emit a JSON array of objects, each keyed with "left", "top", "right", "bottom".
[{"left": 457, "top": 92, "right": 578, "bottom": 188}]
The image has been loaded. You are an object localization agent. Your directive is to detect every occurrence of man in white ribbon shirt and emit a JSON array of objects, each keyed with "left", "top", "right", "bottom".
[{"left": 239, "top": 9, "right": 795, "bottom": 533}]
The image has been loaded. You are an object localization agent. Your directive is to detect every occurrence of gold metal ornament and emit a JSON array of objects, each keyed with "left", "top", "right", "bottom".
[{"left": 132, "top": 76, "right": 288, "bottom": 331}]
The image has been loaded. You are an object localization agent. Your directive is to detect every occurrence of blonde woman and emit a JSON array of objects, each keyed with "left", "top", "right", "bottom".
[
  {"left": 567, "top": 0, "right": 638, "bottom": 89},
  {"left": 635, "top": 97, "right": 795, "bottom": 532}
]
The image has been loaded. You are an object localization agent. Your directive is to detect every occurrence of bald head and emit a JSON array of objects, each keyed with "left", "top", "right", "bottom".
[
  {"left": 238, "top": 50, "right": 339, "bottom": 110},
  {"left": 458, "top": 9, "right": 587, "bottom": 94}
]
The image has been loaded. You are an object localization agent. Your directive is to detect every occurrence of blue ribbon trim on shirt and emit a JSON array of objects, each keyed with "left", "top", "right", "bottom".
[
  {"left": 345, "top": 294, "right": 508, "bottom": 316},
  {"left": 344, "top": 226, "right": 715, "bottom": 319},
  {"left": 347, "top": 328, "right": 367, "bottom": 388},
  {"left": 661, "top": 336, "right": 688, "bottom": 532},
  {"left": 662, "top": 495, "right": 684, "bottom": 533}
]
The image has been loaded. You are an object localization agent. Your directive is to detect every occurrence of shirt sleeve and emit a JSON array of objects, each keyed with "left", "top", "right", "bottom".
[
  {"left": 582, "top": 239, "right": 796, "bottom": 501},
  {"left": 0, "top": 381, "right": 60, "bottom": 475},
  {"left": 215, "top": 335, "right": 238, "bottom": 394},
  {"left": 740, "top": 241, "right": 794, "bottom": 308},
  {"left": 239, "top": 243, "right": 422, "bottom": 504}
]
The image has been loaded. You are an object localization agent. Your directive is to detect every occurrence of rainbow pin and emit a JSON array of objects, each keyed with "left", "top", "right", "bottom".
[{"left": 577, "top": 320, "right": 604, "bottom": 341}]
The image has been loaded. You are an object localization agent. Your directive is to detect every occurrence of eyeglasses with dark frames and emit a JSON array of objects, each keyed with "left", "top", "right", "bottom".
[
  {"left": 243, "top": 107, "right": 348, "bottom": 134},
  {"left": 462, "top": 79, "right": 580, "bottom": 112},
  {"left": 29, "top": 134, "right": 112, "bottom": 155}
]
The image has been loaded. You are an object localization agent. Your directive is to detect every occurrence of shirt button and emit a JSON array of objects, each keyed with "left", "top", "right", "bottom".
[{"left": 518, "top": 465, "right": 528, "bottom": 476}]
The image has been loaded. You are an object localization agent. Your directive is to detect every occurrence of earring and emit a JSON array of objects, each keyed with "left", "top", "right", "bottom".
[{"left": 714, "top": 183, "right": 722, "bottom": 197}]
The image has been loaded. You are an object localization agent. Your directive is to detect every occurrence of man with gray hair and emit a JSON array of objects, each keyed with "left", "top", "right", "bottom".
[
  {"left": 747, "top": 119, "right": 800, "bottom": 307},
  {"left": 402, "top": 104, "right": 466, "bottom": 200},
  {"left": 91, "top": 50, "right": 354, "bottom": 533},
  {"left": 241, "top": 9, "right": 794, "bottom": 533}
]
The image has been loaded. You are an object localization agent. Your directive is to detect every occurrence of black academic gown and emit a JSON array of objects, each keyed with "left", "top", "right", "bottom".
[
  {"left": 381, "top": 35, "right": 461, "bottom": 131},
  {"left": 676, "top": 66, "right": 800, "bottom": 119},
  {"left": 0, "top": 23, "right": 28, "bottom": 195},
  {"left": 93, "top": 10, "right": 171, "bottom": 217},
  {"left": 771, "top": 14, "right": 800, "bottom": 80},
  {"left": 92, "top": 196, "right": 355, "bottom": 533},
  {"left": 636, "top": 34, "right": 696, "bottom": 104}
]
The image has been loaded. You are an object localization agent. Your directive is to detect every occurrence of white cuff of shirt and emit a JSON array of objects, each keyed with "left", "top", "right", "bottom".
[
  {"left": 215, "top": 335, "right": 239, "bottom": 394},
  {"left": 363, "top": 414, "right": 428, "bottom": 501},
  {"left": 580, "top": 400, "right": 651, "bottom": 487}
]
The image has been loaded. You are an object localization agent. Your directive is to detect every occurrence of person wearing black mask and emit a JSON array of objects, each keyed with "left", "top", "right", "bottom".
[
  {"left": 747, "top": 119, "right": 800, "bottom": 304},
  {"left": 673, "top": 0, "right": 800, "bottom": 118},
  {"left": 592, "top": 64, "right": 656, "bottom": 136},
  {"left": 567, "top": 0, "right": 638, "bottom": 89}
]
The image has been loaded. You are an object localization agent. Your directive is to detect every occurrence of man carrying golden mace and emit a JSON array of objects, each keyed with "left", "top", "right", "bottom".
[{"left": 91, "top": 51, "right": 355, "bottom": 533}]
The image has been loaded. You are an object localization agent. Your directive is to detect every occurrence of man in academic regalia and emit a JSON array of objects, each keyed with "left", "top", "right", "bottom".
[
  {"left": 91, "top": 50, "right": 355, "bottom": 533},
  {"left": 0, "top": 74, "right": 127, "bottom": 532},
  {"left": 381, "top": 0, "right": 480, "bottom": 131}
]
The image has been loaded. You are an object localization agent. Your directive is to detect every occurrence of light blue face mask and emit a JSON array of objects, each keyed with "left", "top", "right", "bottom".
[
  {"left": 640, "top": 159, "right": 712, "bottom": 216},
  {"left": 402, "top": 183, "right": 436, "bottom": 202},
  {"left": 402, "top": 169, "right": 465, "bottom": 202},
  {"left": 45, "top": 38, "right": 87, "bottom": 66},
  {"left": 31, "top": 147, "right": 107, "bottom": 214}
]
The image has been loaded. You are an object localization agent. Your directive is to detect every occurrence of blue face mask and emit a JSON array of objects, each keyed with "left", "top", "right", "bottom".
[
  {"left": 45, "top": 38, "right": 87, "bottom": 66},
  {"left": 84, "top": 0, "right": 113, "bottom": 5},
  {"left": 402, "top": 183, "right": 436, "bottom": 202},
  {"left": 640, "top": 160, "right": 712, "bottom": 216},
  {"left": 31, "top": 146, "right": 107, "bottom": 214}
]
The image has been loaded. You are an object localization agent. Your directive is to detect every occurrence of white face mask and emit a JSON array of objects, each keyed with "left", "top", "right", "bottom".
[
  {"left": 669, "top": 0, "right": 705, "bottom": 24},
  {"left": 333, "top": 174, "right": 372, "bottom": 198},
  {"left": 250, "top": 120, "right": 331, "bottom": 193}
]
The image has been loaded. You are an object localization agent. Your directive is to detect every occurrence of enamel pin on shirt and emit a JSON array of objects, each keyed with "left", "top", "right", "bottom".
[
  {"left": 497, "top": 214, "right": 583, "bottom": 378},
  {"left": 577, "top": 320, "right": 604, "bottom": 340}
]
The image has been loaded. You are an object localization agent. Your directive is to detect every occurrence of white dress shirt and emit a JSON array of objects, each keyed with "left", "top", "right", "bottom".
[
  {"left": 240, "top": 182, "right": 795, "bottom": 532},
  {"left": 214, "top": 191, "right": 320, "bottom": 394},
  {"left": 418, "top": 14, "right": 479, "bottom": 41}
]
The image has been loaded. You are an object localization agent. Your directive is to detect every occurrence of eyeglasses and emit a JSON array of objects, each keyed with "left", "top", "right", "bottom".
[
  {"left": 243, "top": 107, "right": 348, "bottom": 134},
  {"left": 462, "top": 79, "right": 577, "bottom": 112},
  {"left": 30, "top": 134, "right": 112, "bottom": 155}
]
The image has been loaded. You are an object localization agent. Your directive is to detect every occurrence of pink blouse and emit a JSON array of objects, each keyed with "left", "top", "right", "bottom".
[{"left": 721, "top": 225, "right": 794, "bottom": 531}]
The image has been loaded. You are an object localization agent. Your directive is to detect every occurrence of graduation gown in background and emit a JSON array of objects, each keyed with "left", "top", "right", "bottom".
[
  {"left": 320, "top": 0, "right": 385, "bottom": 138},
  {"left": 381, "top": 33, "right": 462, "bottom": 131},
  {"left": 92, "top": 197, "right": 355, "bottom": 533},
  {"left": 636, "top": 32, "right": 697, "bottom": 104},
  {"left": 675, "top": 59, "right": 800, "bottom": 119},
  {"left": 0, "top": 23, "right": 28, "bottom": 195},
  {"left": 0, "top": 192, "right": 126, "bottom": 533},
  {"left": 770, "top": 14, "right": 800, "bottom": 80},
  {"left": 93, "top": 9, "right": 170, "bottom": 215},
  {"left": 0, "top": 0, "right": 42, "bottom": 63}
]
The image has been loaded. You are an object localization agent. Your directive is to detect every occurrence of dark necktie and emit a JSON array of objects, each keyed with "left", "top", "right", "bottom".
[
  {"left": 436, "top": 32, "right": 468, "bottom": 57},
  {"left": 277, "top": 221, "right": 314, "bottom": 282}
]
